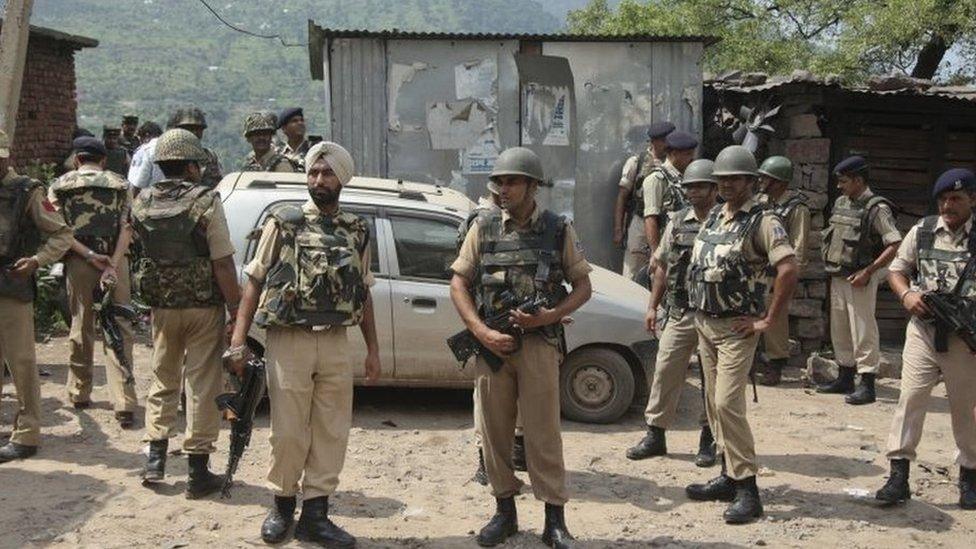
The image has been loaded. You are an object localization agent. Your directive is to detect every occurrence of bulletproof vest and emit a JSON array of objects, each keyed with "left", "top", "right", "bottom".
[
  {"left": 256, "top": 204, "right": 369, "bottom": 328},
  {"left": 657, "top": 167, "right": 688, "bottom": 220},
  {"left": 915, "top": 215, "right": 976, "bottom": 299},
  {"left": 0, "top": 175, "right": 41, "bottom": 302},
  {"left": 130, "top": 180, "right": 222, "bottom": 308},
  {"left": 457, "top": 203, "right": 498, "bottom": 253},
  {"left": 52, "top": 169, "right": 127, "bottom": 255},
  {"left": 664, "top": 207, "right": 703, "bottom": 318},
  {"left": 689, "top": 203, "right": 770, "bottom": 317},
  {"left": 627, "top": 150, "right": 657, "bottom": 212},
  {"left": 823, "top": 194, "right": 891, "bottom": 275},
  {"left": 241, "top": 150, "right": 295, "bottom": 173},
  {"left": 765, "top": 191, "right": 806, "bottom": 221},
  {"left": 475, "top": 209, "right": 569, "bottom": 335}
]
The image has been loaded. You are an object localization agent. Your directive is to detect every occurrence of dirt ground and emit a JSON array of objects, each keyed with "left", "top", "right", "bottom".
[{"left": 1, "top": 337, "right": 974, "bottom": 548}]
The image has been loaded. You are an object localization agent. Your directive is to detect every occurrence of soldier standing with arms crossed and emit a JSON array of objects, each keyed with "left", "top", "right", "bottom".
[
  {"left": 684, "top": 145, "right": 798, "bottom": 524},
  {"left": 450, "top": 147, "right": 592, "bottom": 548},
  {"left": 229, "top": 142, "right": 381, "bottom": 547},
  {"left": 875, "top": 168, "right": 976, "bottom": 509},
  {"left": 818, "top": 156, "right": 901, "bottom": 405},
  {"left": 48, "top": 136, "right": 138, "bottom": 427},
  {"left": 626, "top": 159, "right": 719, "bottom": 467},
  {"left": 0, "top": 130, "right": 73, "bottom": 463},
  {"left": 133, "top": 129, "right": 241, "bottom": 498}
]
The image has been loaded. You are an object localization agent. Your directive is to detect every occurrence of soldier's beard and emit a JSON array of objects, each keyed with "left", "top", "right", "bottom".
[{"left": 310, "top": 187, "right": 339, "bottom": 209}]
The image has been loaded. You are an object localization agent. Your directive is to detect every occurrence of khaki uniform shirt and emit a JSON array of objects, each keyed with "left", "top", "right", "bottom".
[
  {"left": 451, "top": 203, "right": 592, "bottom": 284},
  {"left": 760, "top": 190, "right": 811, "bottom": 269},
  {"left": 717, "top": 196, "right": 796, "bottom": 268},
  {"left": 618, "top": 145, "right": 662, "bottom": 192},
  {"left": 3, "top": 168, "right": 73, "bottom": 266},
  {"left": 642, "top": 159, "right": 681, "bottom": 219},
  {"left": 203, "top": 194, "right": 236, "bottom": 260},
  {"left": 278, "top": 139, "right": 310, "bottom": 167},
  {"left": 889, "top": 215, "right": 974, "bottom": 285}
]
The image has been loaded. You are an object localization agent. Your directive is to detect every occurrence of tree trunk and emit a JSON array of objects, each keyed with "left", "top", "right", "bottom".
[{"left": 911, "top": 34, "right": 949, "bottom": 79}]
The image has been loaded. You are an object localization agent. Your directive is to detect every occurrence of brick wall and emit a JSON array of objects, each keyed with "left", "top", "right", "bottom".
[{"left": 9, "top": 35, "right": 80, "bottom": 171}]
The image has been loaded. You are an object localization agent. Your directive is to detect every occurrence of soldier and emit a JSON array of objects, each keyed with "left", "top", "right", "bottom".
[
  {"left": 684, "top": 145, "right": 798, "bottom": 524},
  {"left": 48, "top": 136, "right": 138, "bottom": 427},
  {"left": 241, "top": 112, "right": 299, "bottom": 173},
  {"left": 626, "top": 159, "right": 720, "bottom": 467},
  {"left": 276, "top": 107, "right": 310, "bottom": 171},
  {"left": 450, "top": 147, "right": 592, "bottom": 548},
  {"left": 614, "top": 121, "right": 674, "bottom": 279},
  {"left": 875, "top": 168, "right": 976, "bottom": 509},
  {"left": 642, "top": 131, "right": 699, "bottom": 255},
  {"left": 137, "top": 121, "right": 162, "bottom": 146},
  {"left": 168, "top": 107, "right": 223, "bottom": 188},
  {"left": 228, "top": 142, "right": 381, "bottom": 546},
  {"left": 755, "top": 156, "right": 811, "bottom": 385},
  {"left": 817, "top": 156, "right": 901, "bottom": 405},
  {"left": 102, "top": 125, "right": 131, "bottom": 177},
  {"left": 120, "top": 114, "right": 140, "bottom": 155},
  {"left": 132, "top": 129, "right": 241, "bottom": 498},
  {"left": 0, "top": 129, "right": 73, "bottom": 462}
]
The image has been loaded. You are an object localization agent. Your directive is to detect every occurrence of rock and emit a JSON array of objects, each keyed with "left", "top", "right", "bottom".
[
  {"left": 789, "top": 299, "right": 823, "bottom": 319},
  {"left": 807, "top": 352, "right": 839, "bottom": 384},
  {"left": 789, "top": 114, "right": 821, "bottom": 138}
]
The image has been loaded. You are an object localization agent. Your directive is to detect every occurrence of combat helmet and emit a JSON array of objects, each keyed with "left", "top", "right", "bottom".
[
  {"left": 154, "top": 129, "right": 207, "bottom": 162},
  {"left": 490, "top": 147, "right": 545, "bottom": 182},
  {"left": 758, "top": 156, "right": 793, "bottom": 183},
  {"left": 169, "top": 107, "right": 208, "bottom": 130},
  {"left": 682, "top": 159, "right": 717, "bottom": 185},
  {"left": 712, "top": 145, "right": 758, "bottom": 177},
  {"left": 243, "top": 112, "right": 277, "bottom": 137}
]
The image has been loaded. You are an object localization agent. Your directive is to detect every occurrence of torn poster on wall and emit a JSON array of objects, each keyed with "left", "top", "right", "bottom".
[
  {"left": 522, "top": 84, "right": 571, "bottom": 146},
  {"left": 460, "top": 127, "right": 500, "bottom": 175},
  {"left": 455, "top": 58, "right": 497, "bottom": 107},
  {"left": 426, "top": 100, "right": 492, "bottom": 150}
]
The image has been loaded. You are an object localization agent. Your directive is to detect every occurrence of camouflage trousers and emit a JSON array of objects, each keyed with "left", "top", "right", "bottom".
[{"left": 0, "top": 297, "right": 42, "bottom": 446}]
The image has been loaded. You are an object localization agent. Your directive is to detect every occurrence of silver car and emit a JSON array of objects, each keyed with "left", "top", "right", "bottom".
[{"left": 216, "top": 172, "right": 655, "bottom": 423}]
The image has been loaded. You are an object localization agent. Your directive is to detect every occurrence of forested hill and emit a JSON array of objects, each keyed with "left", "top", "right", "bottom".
[{"left": 23, "top": 0, "right": 591, "bottom": 168}]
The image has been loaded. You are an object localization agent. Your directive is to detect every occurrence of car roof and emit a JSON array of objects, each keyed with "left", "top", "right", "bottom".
[{"left": 216, "top": 171, "right": 475, "bottom": 217}]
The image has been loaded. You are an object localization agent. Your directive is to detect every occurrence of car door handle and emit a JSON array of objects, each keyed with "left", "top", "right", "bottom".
[{"left": 406, "top": 297, "right": 437, "bottom": 308}]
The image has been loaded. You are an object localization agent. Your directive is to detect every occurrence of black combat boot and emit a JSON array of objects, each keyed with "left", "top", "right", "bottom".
[
  {"left": 723, "top": 476, "right": 764, "bottom": 524},
  {"left": 875, "top": 458, "right": 911, "bottom": 505},
  {"left": 695, "top": 425, "right": 717, "bottom": 467},
  {"left": 473, "top": 448, "right": 488, "bottom": 486},
  {"left": 261, "top": 495, "right": 296, "bottom": 544},
  {"left": 294, "top": 497, "right": 356, "bottom": 547},
  {"left": 686, "top": 461, "right": 735, "bottom": 502},
  {"left": 845, "top": 373, "right": 876, "bottom": 405},
  {"left": 757, "top": 358, "right": 786, "bottom": 386},
  {"left": 816, "top": 365, "right": 856, "bottom": 394},
  {"left": 0, "top": 442, "right": 37, "bottom": 463},
  {"left": 512, "top": 435, "right": 527, "bottom": 472},
  {"left": 626, "top": 426, "right": 667, "bottom": 460},
  {"left": 959, "top": 467, "right": 976, "bottom": 510},
  {"left": 142, "top": 439, "right": 168, "bottom": 483},
  {"left": 185, "top": 453, "right": 225, "bottom": 499},
  {"left": 476, "top": 496, "right": 518, "bottom": 547},
  {"left": 541, "top": 503, "right": 574, "bottom": 549}
]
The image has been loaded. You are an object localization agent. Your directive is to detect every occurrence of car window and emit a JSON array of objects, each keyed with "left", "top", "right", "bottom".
[{"left": 389, "top": 214, "right": 459, "bottom": 281}]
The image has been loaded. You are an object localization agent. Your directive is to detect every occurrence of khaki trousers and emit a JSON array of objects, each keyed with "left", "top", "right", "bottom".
[
  {"left": 829, "top": 275, "right": 881, "bottom": 374},
  {"left": 473, "top": 386, "right": 522, "bottom": 447},
  {"left": 762, "top": 292, "right": 791, "bottom": 360},
  {"left": 65, "top": 256, "right": 137, "bottom": 411},
  {"left": 644, "top": 312, "right": 707, "bottom": 428},
  {"left": 696, "top": 314, "right": 761, "bottom": 480},
  {"left": 143, "top": 306, "right": 224, "bottom": 454},
  {"left": 476, "top": 334, "right": 567, "bottom": 504},
  {"left": 886, "top": 318, "right": 976, "bottom": 469},
  {"left": 0, "top": 297, "right": 42, "bottom": 446},
  {"left": 266, "top": 326, "right": 353, "bottom": 499},
  {"left": 622, "top": 215, "right": 649, "bottom": 280}
]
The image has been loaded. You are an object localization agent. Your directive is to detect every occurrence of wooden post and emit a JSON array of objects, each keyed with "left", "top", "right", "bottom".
[{"left": 0, "top": 0, "right": 35, "bottom": 143}]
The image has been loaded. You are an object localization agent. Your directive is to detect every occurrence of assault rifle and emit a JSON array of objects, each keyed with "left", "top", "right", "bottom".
[
  {"left": 447, "top": 291, "right": 549, "bottom": 371},
  {"left": 216, "top": 354, "right": 266, "bottom": 497},
  {"left": 94, "top": 284, "right": 138, "bottom": 385},
  {"left": 922, "top": 292, "right": 976, "bottom": 354}
]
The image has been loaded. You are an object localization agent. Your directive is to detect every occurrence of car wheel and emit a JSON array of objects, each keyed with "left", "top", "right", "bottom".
[{"left": 559, "top": 347, "right": 635, "bottom": 424}]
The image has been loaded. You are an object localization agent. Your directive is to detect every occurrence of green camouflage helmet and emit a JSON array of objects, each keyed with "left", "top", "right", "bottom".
[
  {"left": 682, "top": 159, "right": 717, "bottom": 185},
  {"left": 155, "top": 129, "right": 207, "bottom": 162},
  {"left": 490, "top": 147, "right": 545, "bottom": 182},
  {"left": 758, "top": 156, "right": 793, "bottom": 182},
  {"left": 243, "top": 112, "right": 277, "bottom": 137},
  {"left": 169, "top": 107, "right": 208, "bottom": 130},
  {"left": 712, "top": 145, "right": 758, "bottom": 177}
]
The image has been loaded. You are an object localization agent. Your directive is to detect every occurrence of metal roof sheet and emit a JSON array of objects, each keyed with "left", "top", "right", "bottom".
[{"left": 0, "top": 19, "right": 99, "bottom": 49}]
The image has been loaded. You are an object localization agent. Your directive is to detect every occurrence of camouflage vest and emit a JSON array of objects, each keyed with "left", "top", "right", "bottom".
[
  {"left": 689, "top": 203, "right": 770, "bottom": 317},
  {"left": 664, "top": 207, "right": 703, "bottom": 318},
  {"left": 52, "top": 169, "right": 127, "bottom": 255},
  {"left": 0, "top": 175, "right": 41, "bottom": 302},
  {"left": 130, "top": 180, "right": 222, "bottom": 308},
  {"left": 240, "top": 150, "right": 297, "bottom": 173},
  {"left": 823, "top": 194, "right": 891, "bottom": 275},
  {"left": 255, "top": 204, "right": 369, "bottom": 328},
  {"left": 914, "top": 215, "right": 976, "bottom": 299},
  {"left": 475, "top": 209, "right": 568, "bottom": 331}
]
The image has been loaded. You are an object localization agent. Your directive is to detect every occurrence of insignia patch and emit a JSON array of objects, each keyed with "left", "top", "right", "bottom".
[{"left": 772, "top": 225, "right": 788, "bottom": 240}]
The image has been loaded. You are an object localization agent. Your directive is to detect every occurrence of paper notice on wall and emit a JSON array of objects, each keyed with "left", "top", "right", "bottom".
[
  {"left": 461, "top": 127, "right": 501, "bottom": 175},
  {"left": 522, "top": 83, "right": 571, "bottom": 146},
  {"left": 426, "top": 100, "right": 492, "bottom": 150},
  {"left": 455, "top": 58, "right": 497, "bottom": 107}
]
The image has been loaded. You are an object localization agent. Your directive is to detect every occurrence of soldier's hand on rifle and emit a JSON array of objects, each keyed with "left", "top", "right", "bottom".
[
  {"left": 8, "top": 257, "right": 39, "bottom": 279},
  {"left": 478, "top": 328, "right": 517, "bottom": 357},
  {"left": 731, "top": 315, "right": 770, "bottom": 337},
  {"left": 364, "top": 350, "right": 381, "bottom": 383},
  {"left": 223, "top": 343, "right": 249, "bottom": 378},
  {"left": 510, "top": 307, "right": 557, "bottom": 330},
  {"left": 99, "top": 266, "right": 118, "bottom": 290},
  {"left": 847, "top": 268, "right": 873, "bottom": 288},
  {"left": 900, "top": 290, "right": 931, "bottom": 318},
  {"left": 644, "top": 307, "right": 658, "bottom": 336}
]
